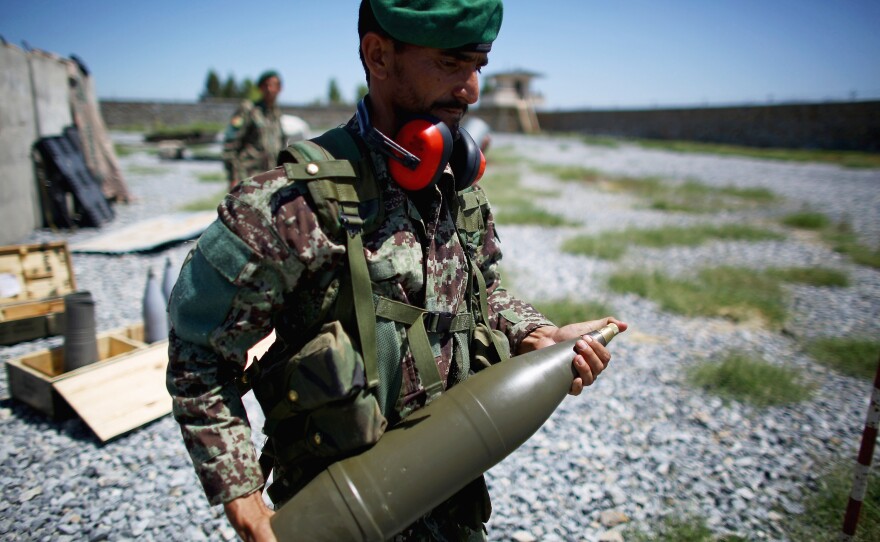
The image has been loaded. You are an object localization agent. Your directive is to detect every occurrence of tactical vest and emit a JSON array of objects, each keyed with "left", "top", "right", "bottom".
[{"left": 245, "top": 126, "right": 509, "bottom": 513}]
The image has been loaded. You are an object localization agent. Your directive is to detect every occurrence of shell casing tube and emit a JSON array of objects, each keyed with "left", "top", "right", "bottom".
[{"left": 271, "top": 325, "right": 618, "bottom": 541}]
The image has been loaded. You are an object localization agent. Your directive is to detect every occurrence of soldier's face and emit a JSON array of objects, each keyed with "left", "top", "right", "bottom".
[
  {"left": 388, "top": 45, "right": 487, "bottom": 133},
  {"left": 261, "top": 77, "right": 282, "bottom": 103}
]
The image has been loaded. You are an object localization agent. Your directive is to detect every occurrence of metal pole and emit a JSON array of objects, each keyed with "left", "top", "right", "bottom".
[{"left": 841, "top": 351, "right": 880, "bottom": 539}]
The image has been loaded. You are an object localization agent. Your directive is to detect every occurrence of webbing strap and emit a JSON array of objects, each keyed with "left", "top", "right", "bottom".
[
  {"left": 286, "top": 130, "right": 380, "bottom": 390},
  {"left": 374, "top": 296, "right": 464, "bottom": 398},
  {"left": 471, "top": 238, "right": 509, "bottom": 361},
  {"left": 346, "top": 231, "right": 379, "bottom": 389}
]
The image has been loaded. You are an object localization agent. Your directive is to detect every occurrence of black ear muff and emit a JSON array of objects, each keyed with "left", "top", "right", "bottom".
[
  {"left": 449, "top": 128, "right": 486, "bottom": 191},
  {"left": 387, "top": 118, "right": 453, "bottom": 191}
]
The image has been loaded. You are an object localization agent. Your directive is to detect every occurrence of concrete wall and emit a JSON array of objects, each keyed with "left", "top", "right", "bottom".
[
  {"left": 534, "top": 101, "right": 880, "bottom": 151},
  {"left": 0, "top": 44, "right": 73, "bottom": 245},
  {"left": 100, "top": 100, "right": 353, "bottom": 132}
]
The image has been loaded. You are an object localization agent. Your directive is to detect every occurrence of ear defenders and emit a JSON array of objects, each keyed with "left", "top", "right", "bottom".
[{"left": 356, "top": 98, "right": 486, "bottom": 192}]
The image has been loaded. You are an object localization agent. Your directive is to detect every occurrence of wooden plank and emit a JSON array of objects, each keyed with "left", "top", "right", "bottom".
[
  {"left": 71, "top": 212, "right": 216, "bottom": 254},
  {"left": 53, "top": 341, "right": 171, "bottom": 442},
  {"left": 20, "top": 345, "right": 66, "bottom": 377},
  {"left": 0, "top": 299, "right": 64, "bottom": 322},
  {"left": 5, "top": 357, "right": 70, "bottom": 418}
]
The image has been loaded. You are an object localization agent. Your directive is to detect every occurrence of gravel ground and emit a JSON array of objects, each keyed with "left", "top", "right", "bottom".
[{"left": 1, "top": 132, "right": 878, "bottom": 541}]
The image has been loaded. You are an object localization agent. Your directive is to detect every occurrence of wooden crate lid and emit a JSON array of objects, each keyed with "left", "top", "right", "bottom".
[
  {"left": 53, "top": 340, "right": 171, "bottom": 442},
  {"left": 51, "top": 330, "right": 275, "bottom": 442},
  {"left": 0, "top": 241, "right": 76, "bottom": 309}
]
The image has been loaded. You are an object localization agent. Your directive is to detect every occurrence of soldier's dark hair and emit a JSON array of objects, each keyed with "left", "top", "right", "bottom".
[{"left": 358, "top": 0, "right": 407, "bottom": 86}]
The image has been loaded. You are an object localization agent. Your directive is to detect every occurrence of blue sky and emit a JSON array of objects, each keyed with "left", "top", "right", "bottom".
[{"left": 2, "top": 0, "right": 879, "bottom": 110}]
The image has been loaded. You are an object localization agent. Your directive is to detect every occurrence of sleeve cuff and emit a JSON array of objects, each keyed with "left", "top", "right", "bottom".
[{"left": 194, "top": 448, "right": 265, "bottom": 506}]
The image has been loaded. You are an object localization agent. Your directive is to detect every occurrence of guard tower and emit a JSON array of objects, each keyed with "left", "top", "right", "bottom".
[{"left": 478, "top": 70, "right": 544, "bottom": 134}]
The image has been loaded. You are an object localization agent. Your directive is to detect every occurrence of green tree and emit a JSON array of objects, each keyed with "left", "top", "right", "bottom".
[
  {"left": 355, "top": 83, "right": 368, "bottom": 102},
  {"left": 240, "top": 78, "right": 258, "bottom": 101},
  {"left": 328, "top": 78, "right": 343, "bottom": 104},
  {"left": 222, "top": 74, "right": 238, "bottom": 99},
  {"left": 203, "top": 69, "right": 221, "bottom": 99}
]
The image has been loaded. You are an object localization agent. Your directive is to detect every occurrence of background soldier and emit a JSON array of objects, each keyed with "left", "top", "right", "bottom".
[
  {"left": 167, "top": 1, "right": 627, "bottom": 540},
  {"left": 221, "top": 70, "right": 284, "bottom": 189}
]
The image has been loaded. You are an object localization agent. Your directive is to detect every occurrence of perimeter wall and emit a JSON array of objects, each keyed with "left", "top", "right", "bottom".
[
  {"left": 100, "top": 99, "right": 880, "bottom": 152},
  {"left": 533, "top": 101, "right": 880, "bottom": 151}
]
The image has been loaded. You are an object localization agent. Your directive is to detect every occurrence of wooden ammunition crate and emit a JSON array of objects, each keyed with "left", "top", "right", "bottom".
[
  {"left": 0, "top": 241, "right": 76, "bottom": 345},
  {"left": 5, "top": 323, "right": 172, "bottom": 442}
]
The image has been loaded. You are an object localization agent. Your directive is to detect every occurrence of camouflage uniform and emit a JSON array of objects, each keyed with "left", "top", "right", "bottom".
[
  {"left": 167, "top": 116, "right": 552, "bottom": 539},
  {"left": 221, "top": 98, "right": 285, "bottom": 186}
]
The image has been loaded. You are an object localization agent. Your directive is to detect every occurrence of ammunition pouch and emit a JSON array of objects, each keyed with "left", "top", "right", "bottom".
[
  {"left": 470, "top": 322, "right": 510, "bottom": 372},
  {"left": 252, "top": 320, "right": 388, "bottom": 458}
]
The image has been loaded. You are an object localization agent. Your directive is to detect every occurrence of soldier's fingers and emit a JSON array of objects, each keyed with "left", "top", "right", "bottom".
[
  {"left": 569, "top": 376, "right": 584, "bottom": 396},
  {"left": 573, "top": 354, "right": 595, "bottom": 386},
  {"left": 579, "top": 337, "right": 611, "bottom": 369}
]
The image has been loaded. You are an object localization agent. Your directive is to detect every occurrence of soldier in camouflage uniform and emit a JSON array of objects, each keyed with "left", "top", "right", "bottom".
[
  {"left": 222, "top": 70, "right": 285, "bottom": 190},
  {"left": 167, "top": 1, "right": 626, "bottom": 541}
]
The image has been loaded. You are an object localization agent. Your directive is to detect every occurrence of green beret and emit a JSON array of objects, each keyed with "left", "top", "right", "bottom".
[
  {"left": 370, "top": 0, "right": 503, "bottom": 52},
  {"left": 257, "top": 70, "right": 280, "bottom": 86}
]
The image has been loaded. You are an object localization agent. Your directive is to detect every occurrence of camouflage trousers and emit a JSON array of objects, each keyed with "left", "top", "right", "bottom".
[{"left": 391, "top": 513, "right": 487, "bottom": 542}]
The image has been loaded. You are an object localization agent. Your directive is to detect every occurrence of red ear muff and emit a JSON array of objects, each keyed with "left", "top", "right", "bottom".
[
  {"left": 388, "top": 118, "right": 453, "bottom": 191},
  {"left": 449, "top": 128, "right": 486, "bottom": 191}
]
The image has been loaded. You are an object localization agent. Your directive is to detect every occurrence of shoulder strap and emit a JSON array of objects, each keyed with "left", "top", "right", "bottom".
[
  {"left": 279, "top": 128, "right": 381, "bottom": 390},
  {"left": 452, "top": 187, "right": 510, "bottom": 364}
]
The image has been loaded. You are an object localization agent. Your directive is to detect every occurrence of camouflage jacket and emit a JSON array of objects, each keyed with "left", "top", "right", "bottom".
[
  {"left": 166, "top": 120, "right": 552, "bottom": 506},
  {"left": 221, "top": 98, "right": 284, "bottom": 185}
]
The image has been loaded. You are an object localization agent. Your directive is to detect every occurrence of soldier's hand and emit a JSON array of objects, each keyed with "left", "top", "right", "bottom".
[
  {"left": 224, "top": 491, "right": 277, "bottom": 542},
  {"left": 520, "top": 317, "right": 627, "bottom": 395}
]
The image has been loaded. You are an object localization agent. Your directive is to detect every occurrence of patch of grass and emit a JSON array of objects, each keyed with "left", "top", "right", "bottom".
[
  {"left": 807, "top": 337, "right": 880, "bottom": 380},
  {"left": 114, "top": 144, "right": 136, "bottom": 157},
  {"left": 764, "top": 267, "right": 849, "bottom": 287},
  {"left": 820, "top": 222, "right": 880, "bottom": 269},
  {"left": 146, "top": 121, "right": 225, "bottom": 138},
  {"left": 688, "top": 351, "right": 814, "bottom": 406},
  {"left": 634, "top": 139, "right": 880, "bottom": 169},
  {"left": 579, "top": 134, "right": 621, "bottom": 148},
  {"left": 126, "top": 165, "right": 170, "bottom": 176},
  {"left": 787, "top": 463, "right": 880, "bottom": 542},
  {"left": 197, "top": 171, "right": 226, "bottom": 183},
  {"left": 609, "top": 267, "right": 789, "bottom": 325},
  {"left": 608, "top": 265, "right": 852, "bottom": 325},
  {"left": 783, "top": 214, "right": 880, "bottom": 268},
  {"left": 626, "top": 514, "right": 747, "bottom": 542},
  {"left": 562, "top": 233, "right": 628, "bottom": 260},
  {"left": 532, "top": 299, "right": 615, "bottom": 326},
  {"left": 479, "top": 170, "right": 558, "bottom": 202},
  {"left": 478, "top": 169, "right": 573, "bottom": 227},
  {"left": 531, "top": 163, "right": 603, "bottom": 183},
  {"left": 562, "top": 224, "right": 783, "bottom": 261},
  {"left": 179, "top": 190, "right": 226, "bottom": 212},
  {"left": 485, "top": 145, "right": 524, "bottom": 167},
  {"left": 782, "top": 210, "right": 830, "bottom": 230},
  {"left": 606, "top": 177, "right": 777, "bottom": 213},
  {"left": 494, "top": 204, "right": 573, "bottom": 226}
]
